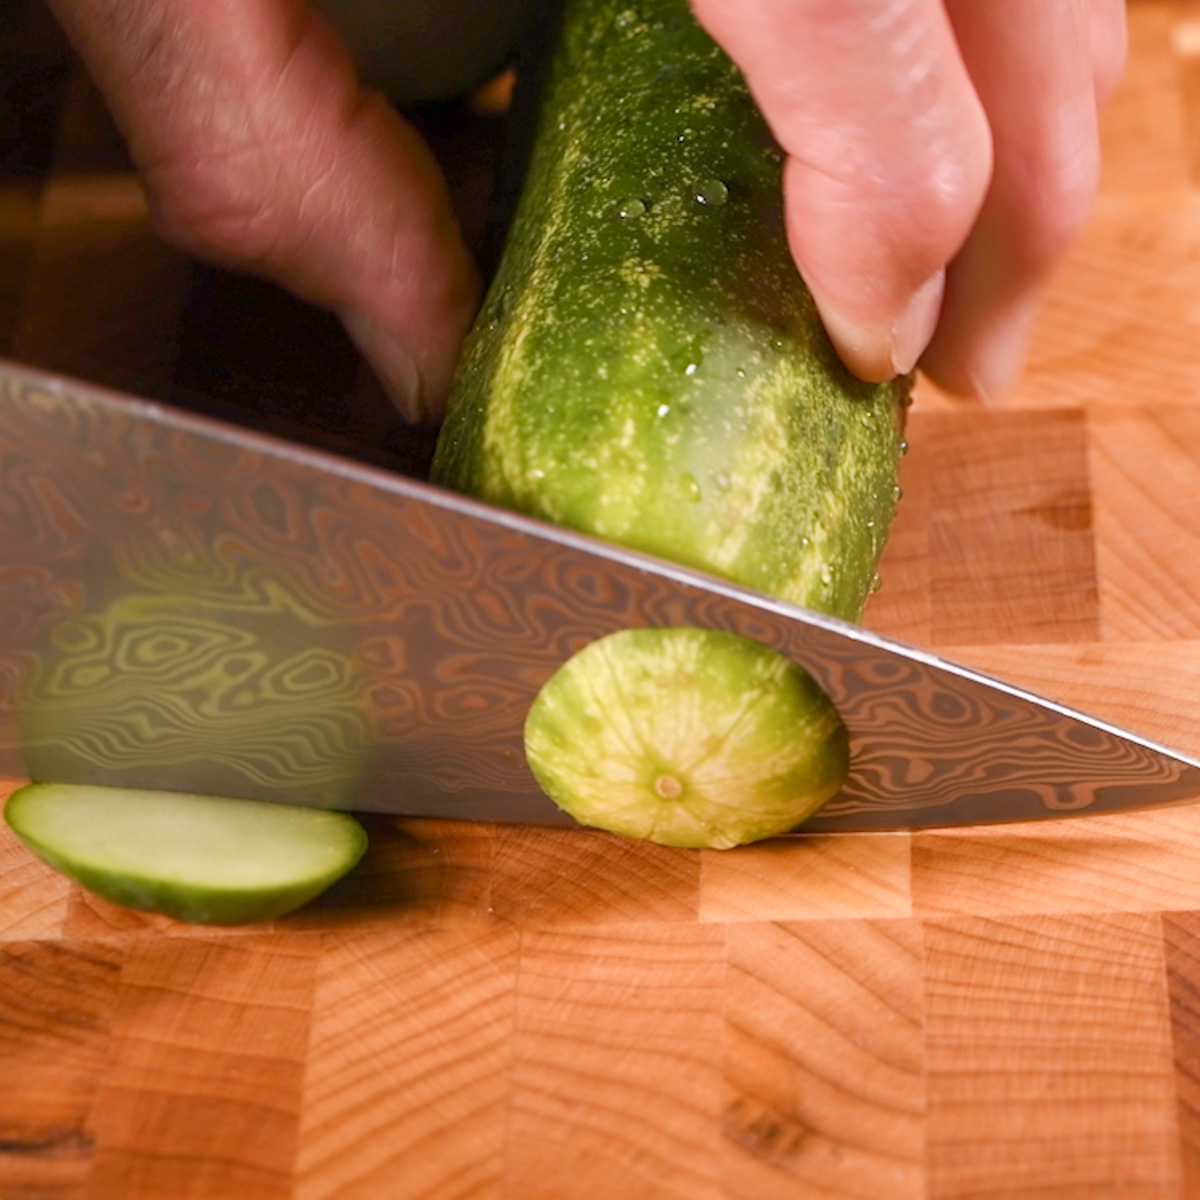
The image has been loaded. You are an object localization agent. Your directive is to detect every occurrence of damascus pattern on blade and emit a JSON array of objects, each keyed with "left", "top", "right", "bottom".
[{"left": 2, "top": 362, "right": 1199, "bottom": 829}]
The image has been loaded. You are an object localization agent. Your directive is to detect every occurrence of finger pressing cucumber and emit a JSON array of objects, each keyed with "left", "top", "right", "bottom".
[
  {"left": 524, "top": 627, "right": 848, "bottom": 849},
  {"left": 4, "top": 783, "right": 368, "bottom": 924}
]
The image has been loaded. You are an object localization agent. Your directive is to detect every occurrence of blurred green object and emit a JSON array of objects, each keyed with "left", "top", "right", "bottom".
[
  {"left": 312, "top": 0, "right": 535, "bottom": 104},
  {"left": 20, "top": 587, "right": 376, "bottom": 810},
  {"left": 6, "top": 782, "right": 368, "bottom": 925}
]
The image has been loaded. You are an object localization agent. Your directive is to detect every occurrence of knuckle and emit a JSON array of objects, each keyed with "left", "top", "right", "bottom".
[
  {"left": 1018, "top": 129, "right": 1100, "bottom": 268},
  {"left": 884, "top": 115, "right": 994, "bottom": 268},
  {"left": 786, "top": 108, "right": 993, "bottom": 297},
  {"left": 144, "top": 153, "right": 281, "bottom": 268}
]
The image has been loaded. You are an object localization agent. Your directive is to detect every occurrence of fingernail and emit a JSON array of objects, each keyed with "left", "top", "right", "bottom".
[
  {"left": 963, "top": 300, "right": 1038, "bottom": 404},
  {"left": 340, "top": 311, "right": 429, "bottom": 423},
  {"left": 890, "top": 269, "right": 945, "bottom": 375},
  {"left": 816, "top": 269, "right": 945, "bottom": 382}
]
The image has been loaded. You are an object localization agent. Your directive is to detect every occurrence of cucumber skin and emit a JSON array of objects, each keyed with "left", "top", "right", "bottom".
[
  {"left": 525, "top": 627, "right": 850, "bottom": 848},
  {"left": 12, "top": 839, "right": 348, "bottom": 925},
  {"left": 432, "top": 0, "right": 906, "bottom": 619},
  {"left": 4, "top": 784, "right": 368, "bottom": 925}
]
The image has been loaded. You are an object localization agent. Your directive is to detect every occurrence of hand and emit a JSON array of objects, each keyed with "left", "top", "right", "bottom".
[
  {"left": 692, "top": 0, "right": 1127, "bottom": 398},
  {"left": 45, "top": 0, "right": 484, "bottom": 423},
  {"left": 51, "top": 0, "right": 1126, "bottom": 417}
]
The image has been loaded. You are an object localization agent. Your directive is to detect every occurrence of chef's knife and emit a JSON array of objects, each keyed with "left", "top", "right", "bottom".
[{"left": 2, "top": 358, "right": 1198, "bottom": 832}]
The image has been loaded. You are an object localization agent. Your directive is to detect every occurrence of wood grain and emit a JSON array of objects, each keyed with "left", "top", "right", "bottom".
[
  {"left": 506, "top": 924, "right": 725, "bottom": 1200},
  {"left": 297, "top": 924, "right": 518, "bottom": 1200},
  {"left": 6, "top": 1, "right": 1200, "bottom": 1197},
  {"left": 0, "top": 940, "right": 123, "bottom": 1198},
  {"left": 925, "top": 914, "right": 1179, "bottom": 1200},
  {"left": 87, "top": 935, "right": 319, "bottom": 1200},
  {"left": 722, "top": 919, "right": 925, "bottom": 1200},
  {"left": 1164, "top": 912, "right": 1200, "bottom": 1198},
  {"left": 1100, "top": 1, "right": 1195, "bottom": 196},
  {"left": 699, "top": 834, "right": 911, "bottom": 923},
  {"left": 1090, "top": 406, "right": 1200, "bottom": 639},
  {"left": 489, "top": 827, "right": 700, "bottom": 928},
  {"left": 932, "top": 641, "right": 1200, "bottom": 758},
  {"left": 1021, "top": 194, "right": 1200, "bottom": 412},
  {"left": 913, "top": 808, "right": 1200, "bottom": 918},
  {"left": 925, "top": 410, "right": 1100, "bottom": 646}
]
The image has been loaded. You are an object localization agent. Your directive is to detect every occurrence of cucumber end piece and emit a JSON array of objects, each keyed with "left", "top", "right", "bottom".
[
  {"left": 524, "top": 627, "right": 849, "bottom": 849},
  {"left": 4, "top": 783, "right": 369, "bottom": 925}
]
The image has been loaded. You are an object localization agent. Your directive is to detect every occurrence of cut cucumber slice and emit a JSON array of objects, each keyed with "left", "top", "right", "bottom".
[
  {"left": 4, "top": 783, "right": 368, "bottom": 924},
  {"left": 524, "top": 627, "right": 849, "bottom": 849}
]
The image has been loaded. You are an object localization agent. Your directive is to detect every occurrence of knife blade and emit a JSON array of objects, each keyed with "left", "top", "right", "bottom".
[{"left": 2, "top": 357, "right": 1198, "bottom": 832}]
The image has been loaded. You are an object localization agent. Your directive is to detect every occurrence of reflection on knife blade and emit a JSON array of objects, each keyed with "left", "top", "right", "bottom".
[{"left": 2, "top": 359, "right": 1199, "bottom": 832}]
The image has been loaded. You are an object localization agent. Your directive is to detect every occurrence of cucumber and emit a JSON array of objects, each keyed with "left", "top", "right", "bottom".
[
  {"left": 4, "top": 783, "right": 368, "bottom": 924},
  {"left": 433, "top": 0, "right": 906, "bottom": 615},
  {"left": 433, "top": 0, "right": 906, "bottom": 845},
  {"left": 525, "top": 628, "right": 849, "bottom": 848}
]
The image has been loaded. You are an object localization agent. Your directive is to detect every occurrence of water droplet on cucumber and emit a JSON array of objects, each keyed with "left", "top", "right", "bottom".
[
  {"left": 680, "top": 473, "right": 702, "bottom": 503},
  {"left": 618, "top": 197, "right": 646, "bottom": 218},
  {"left": 669, "top": 344, "right": 703, "bottom": 375},
  {"left": 870, "top": 573, "right": 883, "bottom": 593},
  {"left": 694, "top": 178, "right": 728, "bottom": 207}
]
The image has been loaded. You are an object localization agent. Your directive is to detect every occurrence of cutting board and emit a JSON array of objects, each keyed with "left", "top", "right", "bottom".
[{"left": 5, "top": 2, "right": 1200, "bottom": 1197}]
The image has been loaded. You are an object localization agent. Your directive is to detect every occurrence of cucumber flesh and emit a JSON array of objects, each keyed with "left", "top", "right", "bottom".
[
  {"left": 524, "top": 627, "right": 849, "bottom": 849},
  {"left": 4, "top": 783, "right": 368, "bottom": 924}
]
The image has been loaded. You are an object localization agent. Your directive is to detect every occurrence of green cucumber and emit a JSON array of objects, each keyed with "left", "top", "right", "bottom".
[
  {"left": 433, "top": 0, "right": 906, "bottom": 614},
  {"left": 433, "top": 0, "right": 906, "bottom": 845},
  {"left": 525, "top": 628, "right": 849, "bottom": 848},
  {"left": 4, "top": 783, "right": 368, "bottom": 924}
]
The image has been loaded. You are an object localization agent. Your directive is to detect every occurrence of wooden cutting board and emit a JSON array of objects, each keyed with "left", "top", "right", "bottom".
[{"left": 5, "top": 2, "right": 1200, "bottom": 1197}]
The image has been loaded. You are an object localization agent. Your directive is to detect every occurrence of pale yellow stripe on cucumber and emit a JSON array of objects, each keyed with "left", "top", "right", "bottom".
[
  {"left": 675, "top": 658, "right": 799, "bottom": 778},
  {"left": 530, "top": 635, "right": 654, "bottom": 818},
  {"left": 583, "top": 633, "right": 655, "bottom": 766},
  {"left": 584, "top": 413, "right": 652, "bottom": 538},
  {"left": 479, "top": 126, "right": 585, "bottom": 508},
  {"left": 667, "top": 648, "right": 788, "bottom": 779},
  {"left": 774, "top": 425, "right": 887, "bottom": 609},
  {"left": 695, "top": 711, "right": 840, "bottom": 790},
  {"left": 702, "top": 359, "right": 842, "bottom": 600}
]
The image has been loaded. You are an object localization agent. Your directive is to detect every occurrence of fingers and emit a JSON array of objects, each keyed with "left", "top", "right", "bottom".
[
  {"left": 695, "top": 0, "right": 1125, "bottom": 398},
  {"left": 45, "top": 0, "right": 480, "bottom": 421},
  {"left": 1089, "top": 0, "right": 1129, "bottom": 107},
  {"left": 920, "top": 0, "right": 1102, "bottom": 398},
  {"left": 690, "top": 0, "right": 992, "bottom": 382}
]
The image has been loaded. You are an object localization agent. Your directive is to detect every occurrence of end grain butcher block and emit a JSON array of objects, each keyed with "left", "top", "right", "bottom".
[{"left": 6, "top": 2, "right": 1200, "bottom": 1197}]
